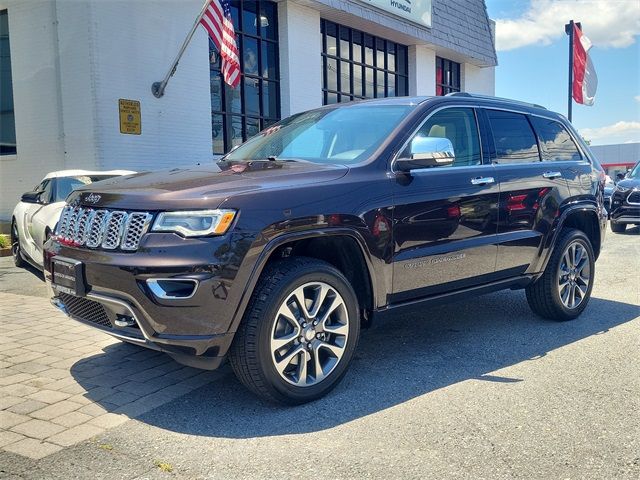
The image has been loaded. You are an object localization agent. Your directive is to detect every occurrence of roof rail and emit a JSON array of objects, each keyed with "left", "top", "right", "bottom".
[{"left": 445, "top": 92, "right": 547, "bottom": 110}]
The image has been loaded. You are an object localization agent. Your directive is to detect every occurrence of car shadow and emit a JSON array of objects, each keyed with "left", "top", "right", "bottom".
[{"left": 70, "top": 290, "right": 639, "bottom": 439}]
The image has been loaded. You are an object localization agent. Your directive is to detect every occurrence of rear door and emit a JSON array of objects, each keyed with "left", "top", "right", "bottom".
[
  {"left": 391, "top": 107, "right": 499, "bottom": 302},
  {"left": 482, "top": 109, "right": 574, "bottom": 277}
]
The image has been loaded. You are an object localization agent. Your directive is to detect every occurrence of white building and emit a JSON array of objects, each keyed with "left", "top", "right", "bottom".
[{"left": 0, "top": 0, "right": 497, "bottom": 224}]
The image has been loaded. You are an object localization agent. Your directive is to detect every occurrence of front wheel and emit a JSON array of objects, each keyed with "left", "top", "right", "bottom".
[
  {"left": 229, "top": 257, "right": 360, "bottom": 405},
  {"left": 526, "top": 228, "right": 595, "bottom": 321},
  {"left": 11, "top": 221, "right": 25, "bottom": 268}
]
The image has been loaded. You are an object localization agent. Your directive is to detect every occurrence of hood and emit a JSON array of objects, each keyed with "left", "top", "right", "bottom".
[
  {"left": 66, "top": 161, "right": 348, "bottom": 210},
  {"left": 616, "top": 177, "right": 640, "bottom": 190}
]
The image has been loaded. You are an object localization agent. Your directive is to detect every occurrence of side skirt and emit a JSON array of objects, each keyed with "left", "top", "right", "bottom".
[{"left": 373, "top": 275, "right": 536, "bottom": 321}]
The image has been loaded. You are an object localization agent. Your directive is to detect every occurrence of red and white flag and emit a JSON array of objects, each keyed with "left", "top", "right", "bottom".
[
  {"left": 572, "top": 24, "right": 597, "bottom": 106},
  {"left": 199, "top": 0, "right": 241, "bottom": 88}
]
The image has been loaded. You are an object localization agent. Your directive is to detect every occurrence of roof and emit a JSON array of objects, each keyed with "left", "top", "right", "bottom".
[{"left": 42, "top": 169, "right": 136, "bottom": 180}]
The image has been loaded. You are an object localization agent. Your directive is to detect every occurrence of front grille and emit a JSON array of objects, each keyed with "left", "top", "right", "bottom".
[
  {"left": 627, "top": 191, "right": 640, "bottom": 205},
  {"left": 59, "top": 293, "right": 112, "bottom": 329},
  {"left": 56, "top": 205, "right": 152, "bottom": 252}
]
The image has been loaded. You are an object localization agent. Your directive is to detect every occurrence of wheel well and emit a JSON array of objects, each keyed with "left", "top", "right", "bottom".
[
  {"left": 563, "top": 210, "right": 601, "bottom": 258},
  {"left": 268, "top": 235, "right": 374, "bottom": 325}
]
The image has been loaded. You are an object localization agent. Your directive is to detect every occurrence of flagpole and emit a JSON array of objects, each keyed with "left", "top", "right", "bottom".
[
  {"left": 152, "top": 0, "right": 211, "bottom": 98},
  {"left": 565, "top": 20, "right": 574, "bottom": 122}
]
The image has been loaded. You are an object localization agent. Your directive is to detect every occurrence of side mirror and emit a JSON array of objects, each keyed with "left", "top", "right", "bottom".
[
  {"left": 396, "top": 137, "right": 455, "bottom": 172},
  {"left": 21, "top": 191, "right": 43, "bottom": 204}
]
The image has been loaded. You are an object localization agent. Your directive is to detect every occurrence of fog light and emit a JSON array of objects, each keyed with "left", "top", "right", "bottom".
[{"left": 114, "top": 314, "right": 136, "bottom": 328}]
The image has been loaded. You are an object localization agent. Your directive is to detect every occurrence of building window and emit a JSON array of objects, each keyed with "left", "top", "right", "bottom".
[
  {"left": 436, "top": 57, "right": 461, "bottom": 96},
  {"left": 1, "top": 10, "right": 16, "bottom": 155},
  {"left": 321, "top": 20, "right": 408, "bottom": 104},
  {"left": 210, "top": 0, "right": 279, "bottom": 154}
]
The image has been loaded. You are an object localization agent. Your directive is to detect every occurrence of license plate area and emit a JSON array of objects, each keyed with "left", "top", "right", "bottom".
[{"left": 51, "top": 257, "right": 86, "bottom": 296}]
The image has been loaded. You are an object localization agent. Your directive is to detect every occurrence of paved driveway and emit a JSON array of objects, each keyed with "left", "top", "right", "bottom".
[{"left": 0, "top": 227, "right": 638, "bottom": 479}]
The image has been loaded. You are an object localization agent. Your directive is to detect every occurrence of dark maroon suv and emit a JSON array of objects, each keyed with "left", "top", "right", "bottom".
[{"left": 45, "top": 94, "right": 606, "bottom": 404}]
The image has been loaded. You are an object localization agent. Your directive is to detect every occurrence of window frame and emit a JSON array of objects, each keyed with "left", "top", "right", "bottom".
[
  {"left": 0, "top": 9, "right": 17, "bottom": 156},
  {"left": 210, "top": 0, "right": 280, "bottom": 155},
  {"left": 320, "top": 19, "right": 409, "bottom": 104},
  {"left": 435, "top": 56, "right": 461, "bottom": 96}
]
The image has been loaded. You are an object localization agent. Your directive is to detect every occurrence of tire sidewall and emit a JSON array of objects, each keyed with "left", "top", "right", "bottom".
[
  {"left": 549, "top": 231, "right": 595, "bottom": 319},
  {"left": 254, "top": 264, "right": 360, "bottom": 404}
]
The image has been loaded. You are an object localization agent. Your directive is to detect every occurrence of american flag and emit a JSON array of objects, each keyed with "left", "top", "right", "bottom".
[{"left": 199, "top": 0, "right": 241, "bottom": 88}]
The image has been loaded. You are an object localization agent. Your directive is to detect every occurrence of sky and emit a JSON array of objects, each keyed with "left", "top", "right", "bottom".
[{"left": 485, "top": 0, "right": 640, "bottom": 145}]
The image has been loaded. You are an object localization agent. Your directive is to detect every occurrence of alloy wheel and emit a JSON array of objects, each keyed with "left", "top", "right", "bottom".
[
  {"left": 270, "top": 281, "right": 349, "bottom": 387},
  {"left": 557, "top": 240, "right": 591, "bottom": 309},
  {"left": 11, "top": 223, "right": 21, "bottom": 261}
]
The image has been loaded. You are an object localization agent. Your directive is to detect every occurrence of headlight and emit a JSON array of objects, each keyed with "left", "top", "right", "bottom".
[{"left": 152, "top": 209, "right": 236, "bottom": 237}]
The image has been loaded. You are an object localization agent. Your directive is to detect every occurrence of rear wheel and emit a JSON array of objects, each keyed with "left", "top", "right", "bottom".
[
  {"left": 610, "top": 220, "right": 626, "bottom": 233},
  {"left": 11, "top": 220, "right": 25, "bottom": 268},
  {"left": 229, "top": 257, "right": 360, "bottom": 405},
  {"left": 526, "top": 228, "right": 595, "bottom": 321}
]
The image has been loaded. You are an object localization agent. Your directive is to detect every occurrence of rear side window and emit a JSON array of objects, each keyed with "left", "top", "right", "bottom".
[
  {"left": 486, "top": 110, "right": 540, "bottom": 164},
  {"left": 530, "top": 117, "right": 582, "bottom": 162}
]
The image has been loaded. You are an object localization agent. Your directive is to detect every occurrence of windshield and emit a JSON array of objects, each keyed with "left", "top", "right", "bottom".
[
  {"left": 628, "top": 163, "right": 640, "bottom": 179},
  {"left": 224, "top": 104, "right": 414, "bottom": 165},
  {"left": 54, "top": 175, "right": 118, "bottom": 202}
]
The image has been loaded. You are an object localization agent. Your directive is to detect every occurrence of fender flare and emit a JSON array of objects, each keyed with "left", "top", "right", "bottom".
[
  {"left": 227, "top": 227, "right": 379, "bottom": 333},
  {"left": 536, "top": 201, "right": 602, "bottom": 274}
]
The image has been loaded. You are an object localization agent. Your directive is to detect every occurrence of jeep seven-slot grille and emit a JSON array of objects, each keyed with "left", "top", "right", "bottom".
[
  {"left": 59, "top": 293, "right": 112, "bottom": 329},
  {"left": 56, "top": 205, "right": 152, "bottom": 251}
]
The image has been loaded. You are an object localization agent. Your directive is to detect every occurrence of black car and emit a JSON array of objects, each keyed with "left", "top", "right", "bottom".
[
  {"left": 609, "top": 161, "right": 640, "bottom": 233},
  {"left": 44, "top": 94, "right": 606, "bottom": 404}
]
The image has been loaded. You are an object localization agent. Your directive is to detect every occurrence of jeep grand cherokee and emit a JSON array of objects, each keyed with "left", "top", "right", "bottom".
[{"left": 44, "top": 94, "right": 606, "bottom": 404}]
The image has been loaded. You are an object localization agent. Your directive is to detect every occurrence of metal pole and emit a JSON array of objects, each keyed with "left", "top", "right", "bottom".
[
  {"left": 565, "top": 20, "right": 574, "bottom": 122},
  {"left": 152, "top": 0, "right": 211, "bottom": 98}
]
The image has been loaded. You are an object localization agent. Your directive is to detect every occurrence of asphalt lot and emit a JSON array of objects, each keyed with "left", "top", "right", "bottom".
[{"left": 0, "top": 226, "right": 639, "bottom": 479}]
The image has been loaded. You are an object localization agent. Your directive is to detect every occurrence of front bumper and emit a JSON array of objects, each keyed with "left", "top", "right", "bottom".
[
  {"left": 610, "top": 190, "right": 640, "bottom": 224},
  {"left": 44, "top": 231, "right": 251, "bottom": 369}
]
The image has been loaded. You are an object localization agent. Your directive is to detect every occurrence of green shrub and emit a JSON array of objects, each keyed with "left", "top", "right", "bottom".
[{"left": 0, "top": 234, "right": 9, "bottom": 249}]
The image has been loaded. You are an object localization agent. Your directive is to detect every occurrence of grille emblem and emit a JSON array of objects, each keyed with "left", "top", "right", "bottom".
[{"left": 85, "top": 193, "right": 102, "bottom": 204}]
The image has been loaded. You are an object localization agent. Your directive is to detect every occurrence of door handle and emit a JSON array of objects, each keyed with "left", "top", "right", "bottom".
[
  {"left": 470, "top": 177, "right": 495, "bottom": 185},
  {"left": 542, "top": 171, "right": 562, "bottom": 179}
]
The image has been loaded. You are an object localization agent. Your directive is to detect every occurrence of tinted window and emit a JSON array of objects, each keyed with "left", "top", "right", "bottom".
[
  {"left": 404, "top": 108, "right": 481, "bottom": 167},
  {"left": 54, "top": 175, "right": 117, "bottom": 202},
  {"left": 486, "top": 110, "right": 540, "bottom": 164},
  {"left": 530, "top": 117, "right": 582, "bottom": 162},
  {"left": 225, "top": 105, "right": 413, "bottom": 164}
]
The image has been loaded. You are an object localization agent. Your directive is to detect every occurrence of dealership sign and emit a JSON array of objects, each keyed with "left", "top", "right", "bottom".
[{"left": 357, "top": 0, "right": 432, "bottom": 28}]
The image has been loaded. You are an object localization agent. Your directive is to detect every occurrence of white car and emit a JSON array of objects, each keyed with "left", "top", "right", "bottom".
[{"left": 11, "top": 169, "right": 136, "bottom": 270}]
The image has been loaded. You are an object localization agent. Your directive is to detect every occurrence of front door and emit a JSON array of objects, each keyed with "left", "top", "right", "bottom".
[{"left": 391, "top": 107, "right": 499, "bottom": 302}]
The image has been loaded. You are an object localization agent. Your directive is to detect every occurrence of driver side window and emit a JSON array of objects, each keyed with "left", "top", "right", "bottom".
[{"left": 403, "top": 108, "right": 482, "bottom": 167}]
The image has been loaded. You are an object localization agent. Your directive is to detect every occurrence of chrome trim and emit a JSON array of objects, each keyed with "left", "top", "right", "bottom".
[
  {"left": 50, "top": 295, "right": 150, "bottom": 346},
  {"left": 86, "top": 292, "right": 155, "bottom": 341},
  {"left": 626, "top": 190, "right": 640, "bottom": 206},
  {"left": 542, "top": 171, "right": 562, "bottom": 179},
  {"left": 471, "top": 176, "right": 495, "bottom": 185},
  {"left": 146, "top": 278, "right": 199, "bottom": 300}
]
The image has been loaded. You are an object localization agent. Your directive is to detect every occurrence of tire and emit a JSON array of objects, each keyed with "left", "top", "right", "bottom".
[
  {"left": 526, "top": 228, "right": 595, "bottom": 321},
  {"left": 11, "top": 220, "right": 25, "bottom": 268},
  {"left": 228, "top": 257, "right": 360, "bottom": 405},
  {"left": 610, "top": 220, "right": 626, "bottom": 233}
]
